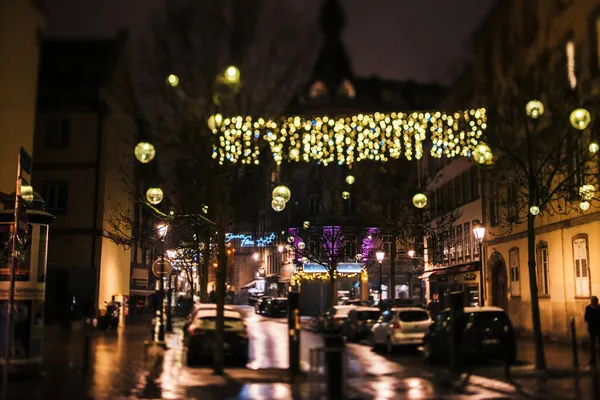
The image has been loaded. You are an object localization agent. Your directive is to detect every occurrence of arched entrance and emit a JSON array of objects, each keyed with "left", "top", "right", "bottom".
[{"left": 488, "top": 251, "right": 508, "bottom": 310}]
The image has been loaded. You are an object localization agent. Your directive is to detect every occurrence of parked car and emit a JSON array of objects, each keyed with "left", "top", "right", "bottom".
[
  {"left": 342, "top": 299, "right": 372, "bottom": 307},
  {"left": 341, "top": 307, "right": 381, "bottom": 342},
  {"left": 174, "top": 297, "right": 195, "bottom": 318},
  {"left": 265, "top": 298, "right": 288, "bottom": 317},
  {"left": 371, "top": 307, "right": 433, "bottom": 353},
  {"left": 183, "top": 304, "right": 235, "bottom": 339},
  {"left": 185, "top": 309, "right": 249, "bottom": 365},
  {"left": 377, "top": 299, "right": 419, "bottom": 311},
  {"left": 423, "top": 306, "right": 517, "bottom": 365},
  {"left": 254, "top": 296, "right": 272, "bottom": 315},
  {"left": 319, "top": 305, "right": 356, "bottom": 333}
]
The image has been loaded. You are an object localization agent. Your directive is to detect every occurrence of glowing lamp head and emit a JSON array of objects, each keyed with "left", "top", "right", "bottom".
[
  {"left": 166, "top": 74, "right": 179, "bottom": 87},
  {"left": 529, "top": 205, "right": 540, "bottom": 216},
  {"left": 407, "top": 250, "right": 416, "bottom": 258},
  {"left": 252, "top": 253, "right": 260, "bottom": 261},
  {"left": 412, "top": 193, "right": 428, "bottom": 209},
  {"left": 345, "top": 175, "right": 355, "bottom": 185},
  {"left": 472, "top": 222, "right": 486, "bottom": 243},
  {"left": 525, "top": 100, "right": 544, "bottom": 119},
  {"left": 376, "top": 251, "right": 385, "bottom": 263},
  {"left": 580, "top": 201, "right": 590, "bottom": 211},
  {"left": 342, "top": 191, "right": 350, "bottom": 200},
  {"left": 146, "top": 188, "right": 164, "bottom": 205},
  {"left": 223, "top": 65, "right": 240, "bottom": 85},
  {"left": 589, "top": 142, "right": 599, "bottom": 154},
  {"left": 570, "top": 108, "right": 591, "bottom": 130},
  {"left": 156, "top": 223, "right": 169, "bottom": 239},
  {"left": 272, "top": 185, "right": 291, "bottom": 203},
  {"left": 134, "top": 142, "right": 156, "bottom": 164},
  {"left": 277, "top": 245, "right": 284, "bottom": 253}
]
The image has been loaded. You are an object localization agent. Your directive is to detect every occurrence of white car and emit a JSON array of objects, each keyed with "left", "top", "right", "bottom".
[{"left": 371, "top": 307, "right": 433, "bottom": 353}]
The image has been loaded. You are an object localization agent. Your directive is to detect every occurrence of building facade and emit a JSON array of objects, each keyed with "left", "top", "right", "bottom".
[
  {"left": 442, "top": 0, "right": 600, "bottom": 340},
  {"left": 33, "top": 37, "right": 136, "bottom": 314}
]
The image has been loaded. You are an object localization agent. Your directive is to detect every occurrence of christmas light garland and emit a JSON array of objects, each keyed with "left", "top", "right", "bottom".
[
  {"left": 290, "top": 265, "right": 369, "bottom": 286},
  {"left": 211, "top": 109, "right": 487, "bottom": 165}
]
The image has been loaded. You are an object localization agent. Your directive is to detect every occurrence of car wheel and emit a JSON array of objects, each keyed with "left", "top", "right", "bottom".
[{"left": 386, "top": 337, "right": 395, "bottom": 354}]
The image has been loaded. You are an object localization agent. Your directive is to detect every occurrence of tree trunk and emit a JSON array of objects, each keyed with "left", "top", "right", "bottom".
[
  {"left": 329, "top": 261, "right": 337, "bottom": 308},
  {"left": 213, "top": 214, "right": 227, "bottom": 375},
  {"left": 390, "top": 239, "right": 396, "bottom": 300},
  {"left": 527, "top": 213, "right": 546, "bottom": 370}
]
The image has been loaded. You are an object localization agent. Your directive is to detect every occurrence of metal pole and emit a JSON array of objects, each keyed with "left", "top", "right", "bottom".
[
  {"left": 166, "top": 274, "right": 173, "bottom": 332},
  {"left": 570, "top": 318, "right": 579, "bottom": 369},
  {"left": 158, "top": 251, "right": 165, "bottom": 342},
  {"left": 479, "top": 242, "right": 485, "bottom": 306},
  {"left": 2, "top": 154, "right": 22, "bottom": 398},
  {"left": 378, "top": 262, "right": 383, "bottom": 301}
]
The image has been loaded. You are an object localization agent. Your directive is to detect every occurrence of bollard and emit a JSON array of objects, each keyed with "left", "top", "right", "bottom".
[
  {"left": 288, "top": 292, "right": 301, "bottom": 380},
  {"left": 324, "top": 335, "right": 345, "bottom": 399},
  {"left": 570, "top": 318, "right": 579, "bottom": 369},
  {"left": 449, "top": 291, "right": 464, "bottom": 374}
]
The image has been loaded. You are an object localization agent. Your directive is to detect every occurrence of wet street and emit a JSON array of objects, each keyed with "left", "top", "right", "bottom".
[{"left": 4, "top": 306, "right": 599, "bottom": 399}]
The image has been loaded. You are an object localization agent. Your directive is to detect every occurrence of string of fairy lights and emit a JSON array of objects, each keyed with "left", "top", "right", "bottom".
[
  {"left": 290, "top": 265, "right": 369, "bottom": 287},
  {"left": 209, "top": 109, "right": 488, "bottom": 166}
]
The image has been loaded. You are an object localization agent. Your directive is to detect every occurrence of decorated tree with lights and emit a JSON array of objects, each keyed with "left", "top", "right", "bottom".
[{"left": 475, "top": 52, "right": 599, "bottom": 370}]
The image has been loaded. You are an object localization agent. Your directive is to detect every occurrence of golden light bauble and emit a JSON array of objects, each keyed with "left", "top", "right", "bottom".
[
  {"left": 569, "top": 108, "right": 591, "bottom": 130},
  {"left": 525, "top": 100, "right": 544, "bottom": 119},
  {"left": 207, "top": 114, "right": 223, "bottom": 131},
  {"left": 223, "top": 65, "right": 240, "bottom": 85},
  {"left": 166, "top": 74, "right": 179, "bottom": 87},
  {"left": 146, "top": 188, "right": 164, "bottom": 205},
  {"left": 272, "top": 197, "right": 286, "bottom": 212},
  {"left": 589, "top": 142, "right": 599, "bottom": 154},
  {"left": 529, "top": 205, "right": 540, "bottom": 215},
  {"left": 580, "top": 201, "right": 590, "bottom": 211},
  {"left": 303, "top": 221, "right": 310, "bottom": 229},
  {"left": 302, "top": 257, "right": 309, "bottom": 264},
  {"left": 272, "top": 186, "right": 291, "bottom": 203},
  {"left": 472, "top": 142, "right": 493, "bottom": 165},
  {"left": 134, "top": 142, "right": 156, "bottom": 164},
  {"left": 345, "top": 175, "right": 355, "bottom": 185},
  {"left": 298, "top": 242, "right": 306, "bottom": 250},
  {"left": 412, "top": 193, "right": 428, "bottom": 209},
  {"left": 579, "top": 184, "right": 595, "bottom": 201},
  {"left": 342, "top": 191, "right": 350, "bottom": 200},
  {"left": 20, "top": 185, "right": 34, "bottom": 203}
]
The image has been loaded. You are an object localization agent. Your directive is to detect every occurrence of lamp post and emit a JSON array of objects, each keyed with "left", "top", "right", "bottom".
[
  {"left": 473, "top": 221, "right": 486, "bottom": 307},
  {"left": 156, "top": 223, "right": 169, "bottom": 342},
  {"left": 376, "top": 250, "right": 385, "bottom": 301}
]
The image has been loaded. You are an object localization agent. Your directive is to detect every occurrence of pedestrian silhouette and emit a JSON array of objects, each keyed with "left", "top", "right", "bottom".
[{"left": 585, "top": 295, "right": 600, "bottom": 366}]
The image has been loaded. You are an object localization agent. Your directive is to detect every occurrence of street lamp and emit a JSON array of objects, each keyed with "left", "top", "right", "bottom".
[
  {"left": 376, "top": 250, "right": 385, "bottom": 301},
  {"left": 155, "top": 223, "right": 170, "bottom": 342},
  {"left": 407, "top": 249, "right": 416, "bottom": 259},
  {"left": 472, "top": 221, "right": 486, "bottom": 306}
]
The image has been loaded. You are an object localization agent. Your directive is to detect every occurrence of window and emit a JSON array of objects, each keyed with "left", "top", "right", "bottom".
[
  {"left": 308, "top": 195, "right": 321, "bottom": 216},
  {"left": 43, "top": 182, "right": 68, "bottom": 212},
  {"left": 44, "top": 117, "right": 70, "bottom": 149},
  {"left": 573, "top": 236, "right": 590, "bottom": 297},
  {"left": 338, "top": 79, "right": 356, "bottom": 99},
  {"left": 463, "top": 222, "right": 471, "bottom": 259},
  {"left": 456, "top": 225, "right": 463, "bottom": 260},
  {"left": 509, "top": 248, "right": 521, "bottom": 297},
  {"left": 449, "top": 228, "right": 455, "bottom": 264},
  {"left": 536, "top": 243, "right": 550, "bottom": 296},
  {"left": 309, "top": 81, "right": 327, "bottom": 98},
  {"left": 566, "top": 38, "right": 577, "bottom": 89}
]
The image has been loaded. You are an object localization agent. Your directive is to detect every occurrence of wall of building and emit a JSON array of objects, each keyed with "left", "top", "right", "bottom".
[{"left": 0, "top": 1, "right": 44, "bottom": 195}]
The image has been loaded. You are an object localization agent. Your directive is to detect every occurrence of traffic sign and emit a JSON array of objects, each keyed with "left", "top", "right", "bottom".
[{"left": 152, "top": 258, "right": 173, "bottom": 277}]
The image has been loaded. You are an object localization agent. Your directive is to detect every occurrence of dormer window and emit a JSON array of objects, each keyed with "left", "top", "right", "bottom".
[
  {"left": 309, "top": 81, "right": 327, "bottom": 98},
  {"left": 339, "top": 79, "right": 356, "bottom": 98}
]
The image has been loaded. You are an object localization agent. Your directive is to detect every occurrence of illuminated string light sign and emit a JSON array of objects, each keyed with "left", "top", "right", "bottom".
[
  {"left": 225, "top": 232, "right": 276, "bottom": 247},
  {"left": 211, "top": 109, "right": 488, "bottom": 165},
  {"left": 298, "top": 263, "right": 363, "bottom": 274}
]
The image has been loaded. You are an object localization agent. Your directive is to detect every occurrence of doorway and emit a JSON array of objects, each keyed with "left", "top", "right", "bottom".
[{"left": 491, "top": 261, "right": 508, "bottom": 310}]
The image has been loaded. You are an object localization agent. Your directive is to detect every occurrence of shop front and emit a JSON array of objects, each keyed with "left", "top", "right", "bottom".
[{"left": 420, "top": 263, "right": 480, "bottom": 309}]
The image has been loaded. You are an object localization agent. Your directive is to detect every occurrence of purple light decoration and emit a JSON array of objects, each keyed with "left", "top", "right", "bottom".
[
  {"left": 361, "top": 227, "right": 379, "bottom": 262},
  {"left": 323, "top": 226, "right": 342, "bottom": 257}
]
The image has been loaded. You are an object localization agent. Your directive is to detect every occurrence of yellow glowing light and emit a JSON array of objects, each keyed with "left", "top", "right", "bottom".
[
  {"left": 589, "top": 142, "right": 599, "bottom": 154},
  {"left": 580, "top": 201, "right": 590, "bottom": 211},
  {"left": 342, "top": 191, "right": 350, "bottom": 200},
  {"left": 303, "top": 221, "right": 310, "bottom": 229},
  {"left": 134, "top": 142, "right": 156, "bottom": 164},
  {"left": 412, "top": 193, "right": 427, "bottom": 209},
  {"left": 146, "top": 188, "right": 164, "bottom": 205},
  {"left": 529, "top": 206, "right": 540, "bottom": 216},
  {"left": 290, "top": 266, "right": 368, "bottom": 287},
  {"left": 166, "top": 74, "right": 179, "bottom": 87},
  {"left": 525, "top": 100, "right": 544, "bottom": 119},
  {"left": 272, "top": 185, "right": 291, "bottom": 203},
  {"left": 223, "top": 65, "right": 240, "bottom": 85},
  {"left": 569, "top": 108, "right": 591, "bottom": 131},
  {"left": 579, "top": 184, "right": 595, "bottom": 201},
  {"left": 272, "top": 197, "right": 285, "bottom": 212},
  {"left": 472, "top": 142, "right": 493, "bottom": 165},
  {"left": 345, "top": 175, "right": 355, "bottom": 185}
]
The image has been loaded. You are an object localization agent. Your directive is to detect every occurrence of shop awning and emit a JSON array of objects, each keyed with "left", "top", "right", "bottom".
[
  {"left": 418, "top": 270, "right": 437, "bottom": 279},
  {"left": 242, "top": 280, "right": 257, "bottom": 289},
  {"left": 421, "top": 262, "right": 479, "bottom": 279}
]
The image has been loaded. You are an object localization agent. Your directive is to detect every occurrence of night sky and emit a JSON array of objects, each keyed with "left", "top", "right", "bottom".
[{"left": 44, "top": 0, "right": 495, "bottom": 84}]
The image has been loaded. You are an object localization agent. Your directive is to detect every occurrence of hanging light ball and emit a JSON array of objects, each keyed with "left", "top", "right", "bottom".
[
  {"left": 580, "top": 201, "right": 590, "bottom": 211},
  {"left": 298, "top": 242, "right": 306, "bottom": 250},
  {"left": 134, "top": 142, "right": 156, "bottom": 164},
  {"left": 301, "top": 257, "right": 309, "bottom": 264},
  {"left": 589, "top": 142, "right": 599, "bottom": 154},
  {"left": 287, "top": 236, "right": 295, "bottom": 244},
  {"left": 166, "top": 74, "right": 179, "bottom": 87},
  {"left": 579, "top": 184, "right": 595, "bottom": 201},
  {"left": 289, "top": 148, "right": 300, "bottom": 159},
  {"left": 271, "top": 197, "right": 286, "bottom": 212},
  {"left": 146, "top": 188, "right": 164, "bottom": 205},
  {"left": 272, "top": 186, "right": 291, "bottom": 203},
  {"left": 223, "top": 65, "right": 240, "bottom": 85},
  {"left": 412, "top": 193, "right": 428, "bottom": 209},
  {"left": 355, "top": 253, "right": 363, "bottom": 261},
  {"left": 472, "top": 142, "right": 493, "bottom": 165},
  {"left": 570, "top": 108, "right": 592, "bottom": 131},
  {"left": 303, "top": 221, "right": 310, "bottom": 229},
  {"left": 529, "top": 205, "right": 540, "bottom": 215},
  {"left": 342, "top": 191, "right": 350, "bottom": 200},
  {"left": 525, "top": 100, "right": 544, "bottom": 119},
  {"left": 345, "top": 175, "right": 355, "bottom": 185},
  {"left": 207, "top": 113, "right": 223, "bottom": 131}
]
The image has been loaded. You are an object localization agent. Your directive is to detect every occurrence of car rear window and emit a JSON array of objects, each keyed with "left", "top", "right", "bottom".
[
  {"left": 273, "top": 300, "right": 288, "bottom": 305},
  {"left": 470, "top": 312, "right": 511, "bottom": 329},
  {"left": 357, "top": 311, "right": 380, "bottom": 320},
  {"left": 398, "top": 310, "right": 429, "bottom": 322},
  {"left": 198, "top": 317, "right": 244, "bottom": 330}
]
